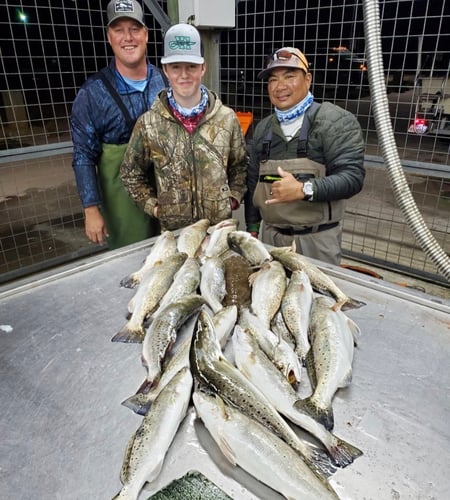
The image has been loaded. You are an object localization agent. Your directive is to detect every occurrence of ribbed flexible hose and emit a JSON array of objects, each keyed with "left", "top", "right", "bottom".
[{"left": 363, "top": 0, "right": 450, "bottom": 282}]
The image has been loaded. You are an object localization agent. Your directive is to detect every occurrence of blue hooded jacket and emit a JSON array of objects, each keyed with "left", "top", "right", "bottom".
[{"left": 70, "top": 58, "right": 166, "bottom": 208}]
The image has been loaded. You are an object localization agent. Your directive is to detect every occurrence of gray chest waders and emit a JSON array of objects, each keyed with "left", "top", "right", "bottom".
[{"left": 253, "top": 102, "right": 344, "bottom": 230}]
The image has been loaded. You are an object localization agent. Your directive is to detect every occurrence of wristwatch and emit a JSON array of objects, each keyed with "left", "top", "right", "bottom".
[{"left": 302, "top": 181, "right": 314, "bottom": 201}]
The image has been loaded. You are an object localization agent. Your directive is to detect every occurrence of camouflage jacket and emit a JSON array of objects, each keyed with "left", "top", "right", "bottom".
[{"left": 120, "top": 89, "right": 248, "bottom": 231}]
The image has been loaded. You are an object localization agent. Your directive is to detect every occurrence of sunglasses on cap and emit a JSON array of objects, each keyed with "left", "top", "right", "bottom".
[{"left": 265, "top": 49, "right": 309, "bottom": 70}]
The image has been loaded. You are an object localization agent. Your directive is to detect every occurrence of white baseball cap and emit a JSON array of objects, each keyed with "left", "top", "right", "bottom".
[
  {"left": 161, "top": 24, "right": 204, "bottom": 65},
  {"left": 106, "top": 0, "right": 146, "bottom": 27}
]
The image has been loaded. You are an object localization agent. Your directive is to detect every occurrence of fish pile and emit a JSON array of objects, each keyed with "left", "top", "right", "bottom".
[{"left": 111, "top": 219, "right": 364, "bottom": 500}]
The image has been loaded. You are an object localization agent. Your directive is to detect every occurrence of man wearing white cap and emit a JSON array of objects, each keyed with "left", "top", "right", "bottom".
[
  {"left": 245, "top": 47, "right": 365, "bottom": 265},
  {"left": 120, "top": 24, "right": 248, "bottom": 231},
  {"left": 71, "top": 0, "right": 166, "bottom": 249}
]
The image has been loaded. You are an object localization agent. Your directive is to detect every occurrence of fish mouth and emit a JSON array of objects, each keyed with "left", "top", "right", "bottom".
[{"left": 287, "top": 369, "right": 299, "bottom": 388}]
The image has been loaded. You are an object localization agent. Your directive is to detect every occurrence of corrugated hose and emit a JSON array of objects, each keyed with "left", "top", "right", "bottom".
[{"left": 363, "top": 0, "right": 450, "bottom": 282}]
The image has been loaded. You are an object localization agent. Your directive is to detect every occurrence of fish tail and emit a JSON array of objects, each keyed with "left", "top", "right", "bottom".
[
  {"left": 340, "top": 296, "right": 366, "bottom": 311},
  {"left": 328, "top": 436, "right": 364, "bottom": 468},
  {"left": 301, "top": 446, "right": 337, "bottom": 479},
  {"left": 119, "top": 274, "right": 138, "bottom": 289},
  {"left": 294, "top": 397, "right": 334, "bottom": 431},
  {"left": 111, "top": 325, "right": 145, "bottom": 343},
  {"left": 121, "top": 393, "right": 152, "bottom": 416},
  {"left": 111, "top": 489, "right": 134, "bottom": 500}
]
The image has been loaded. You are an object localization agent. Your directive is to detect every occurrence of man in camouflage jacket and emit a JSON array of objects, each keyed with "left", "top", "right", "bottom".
[{"left": 120, "top": 24, "right": 248, "bottom": 231}]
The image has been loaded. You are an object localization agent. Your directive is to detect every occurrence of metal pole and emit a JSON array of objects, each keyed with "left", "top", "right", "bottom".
[{"left": 200, "top": 30, "right": 221, "bottom": 95}]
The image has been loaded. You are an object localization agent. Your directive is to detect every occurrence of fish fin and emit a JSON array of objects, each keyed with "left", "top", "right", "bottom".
[
  {"left": 339, "top": 368, "right": 353, "bottom": 388},
  {"left": 304, "top": 349, "right": 317, "bottom": 389},
  {"left": 215, "top": 393, "right": 233, "bottom": 419},
  {"left": 248, "top": 269, "right": 260, "bottom": 286},
  {"left": 119, "top": 273, "right": 138, "bottom": 289},
  {"left": 120, "top": 431, "right": 137, "bottom": 484},
  {"left": 211, "top": 396, "right": 237, "bottom": 463},
  {"left": 341, "top": 296, "right": 366, "bottom": 311},
  {"left": 121, "top": 393, "right": 152, "bottom": 416},
  {"left": 135, "top": 377, "right": 155, "bottom": 395},
  {"left": 111, "top": 325, "right": 145, "bottom": 343},
  {"left": 217, "top": 436, "right": 237, "bottom": 466},
  {"left": 295, "top": 397, "right": 334, "bottom": 431},
  {"left": 347, "top": 317, "right": 362, "bottom": 346},
  {"left": 328, "top": 435, "right": 363, "bottom": 468},
  {"left": 301, "top": 445, "right": 337, "bottom": 479}
]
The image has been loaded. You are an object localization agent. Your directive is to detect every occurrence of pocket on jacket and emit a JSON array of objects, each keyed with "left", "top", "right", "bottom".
[
  {"left": 158, "top": 189, "right": 193, "bottom": 230},
  {"left": 201, "top": 184, "right": 232, "bottom": 224}
]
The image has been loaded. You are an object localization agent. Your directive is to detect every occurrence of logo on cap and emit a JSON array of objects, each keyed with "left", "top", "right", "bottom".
[
  {"left": 114, "top": 0, "right": 135, "bottom": 13},
  {"left": 169, "top": 36, "right": 196, "bottom": 51}
]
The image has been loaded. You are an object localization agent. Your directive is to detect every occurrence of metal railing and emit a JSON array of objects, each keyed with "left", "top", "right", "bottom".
[{"left": 1, "top": 0, "right": 449, "bottom": 284}]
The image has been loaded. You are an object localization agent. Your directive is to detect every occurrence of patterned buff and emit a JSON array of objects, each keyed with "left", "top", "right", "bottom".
[
  {"left": 167, "top": 84, "right": 209, "bottom": 134},
  {"left": 275, "top": 91, "right": 314, "bottom": 123}
]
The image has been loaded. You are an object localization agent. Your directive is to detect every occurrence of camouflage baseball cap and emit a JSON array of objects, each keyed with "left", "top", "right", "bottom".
[
  {"left": 106, "top": 0, "right": 146, "bottom": 27},
  {"left": 161, "top": 23, "right": 204, "bottom": 64},
  {"left": 258, "top": 47, "right": 310, "bottom": 79}
]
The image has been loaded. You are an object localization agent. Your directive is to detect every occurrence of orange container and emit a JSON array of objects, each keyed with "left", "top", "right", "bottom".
[{"left": 236, "top": 111, "right": 253, "bottom": 136}]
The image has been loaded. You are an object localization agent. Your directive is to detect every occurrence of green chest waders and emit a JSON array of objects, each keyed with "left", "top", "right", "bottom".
[{"left": 98, "top": 143, "right": 157, "bottom": 249}]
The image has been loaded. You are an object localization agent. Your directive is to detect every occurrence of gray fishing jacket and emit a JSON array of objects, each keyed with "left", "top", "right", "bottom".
[
  {"left": 120, "top": 89, "right": 248, "bottom": 231},
  {"left": 245, "top": 101, "right": 365, "bottom": 228}
]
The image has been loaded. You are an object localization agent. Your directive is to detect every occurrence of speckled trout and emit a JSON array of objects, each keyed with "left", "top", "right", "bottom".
[
  {"left": 119, "top": 230, "right": 177, "bottom": 289},
  {"left": 233, "top": 325, "right": 362, "bottom": 468},
  {"left": 281, "top": 269, "right": 314, "bottom": 362},
  {"left": 190, "top": 309, "right": 337, "bottom": 479},
  {"left": 201, "top": 218, "right": 239, "bottom": 261},
  {"left": 177, "top": 218, "right": 210, "bottom": 258},
  {"left": 249, "top": 259, "right": 287, "bottom": 328},
  {"left": 112, "top": 252, "right": 188, "bottom": 343},
  {"left": 141, "top": 294, "right": 206, "bottom": 389},
  {"left": 113, "top": 367, "right": 193, "bottom": 500},
  {"left": 193, "top": 391, "right": 340, "bottom": 500},
  {"left": 156, "top": 257, "right": 201, "bottom": 313},
  {"left": 199, "top": 255, "right": 226, "bottom": 314},
  {"left": 238, "top": 307, "right": 302, "bottom": 386},
  {"left": 227, "top": 230, "right": 272, "bottom": 266},
  {"left": 270, "top": 243, "right": 364, "bottom": 311},
  {"left": 296, "top": 295, "right": 361, "bottom": 431},
  {"left": 122, "top": 314, "right": 198, "bottom": 416}
]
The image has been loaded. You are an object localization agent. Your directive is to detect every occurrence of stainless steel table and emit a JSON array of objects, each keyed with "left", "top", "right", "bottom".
[{"left": 1, "top": 240, "right": 449, "bottom": 500}]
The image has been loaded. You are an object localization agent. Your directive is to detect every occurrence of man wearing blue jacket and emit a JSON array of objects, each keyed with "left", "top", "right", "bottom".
[
  {"left": 71, "top": 0, "right": 166, "bottom": 249},
  {"left": 245, "top": 47, "right": 365, "bottom": 265}
]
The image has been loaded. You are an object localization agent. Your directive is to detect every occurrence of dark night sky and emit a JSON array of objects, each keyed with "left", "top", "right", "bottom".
[{"left": 0, "top": 0, "right": 448, "bottom": 87}]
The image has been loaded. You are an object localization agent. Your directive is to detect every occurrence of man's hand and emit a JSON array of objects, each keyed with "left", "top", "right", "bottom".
[
  {"left": 84, "top": 206, "right": 109, "bottom": 245},
  {"left": 265, "top": 166, "right": 304, "bottom": 205}
]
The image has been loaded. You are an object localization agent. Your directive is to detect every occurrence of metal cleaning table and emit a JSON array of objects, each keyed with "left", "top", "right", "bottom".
[{"left": 1, "top": 240, "right": 449, "bottom": 500}]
